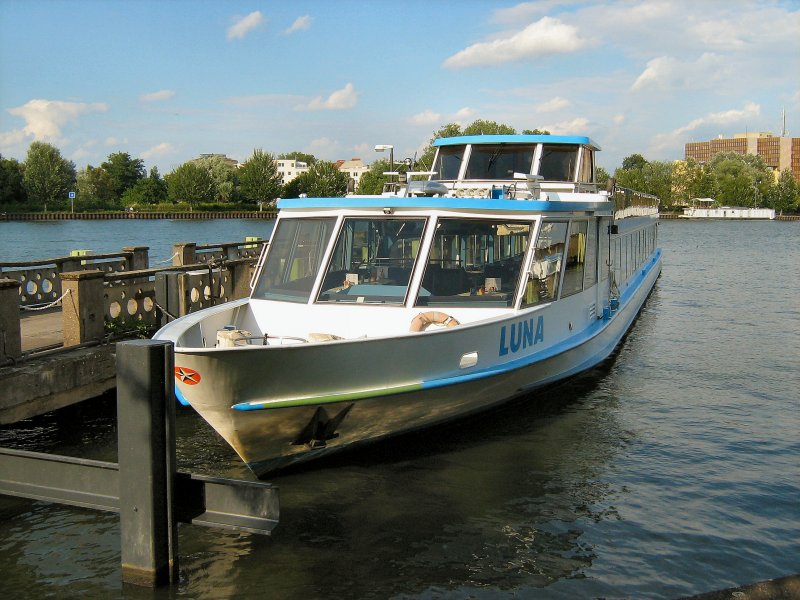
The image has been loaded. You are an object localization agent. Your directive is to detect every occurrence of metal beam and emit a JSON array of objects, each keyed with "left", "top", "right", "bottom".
[{"left": 0, "top": 448, "right": 279, "bottom": 535}]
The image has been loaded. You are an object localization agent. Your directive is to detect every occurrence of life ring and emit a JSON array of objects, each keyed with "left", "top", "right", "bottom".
[{"left": 409, "top": 311, "right": 460, "bottom": 332}]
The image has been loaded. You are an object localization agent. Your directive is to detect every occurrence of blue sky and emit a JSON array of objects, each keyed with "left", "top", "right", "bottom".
[{"left": 1, "top": 0, "right": 798, "bottom": 174}]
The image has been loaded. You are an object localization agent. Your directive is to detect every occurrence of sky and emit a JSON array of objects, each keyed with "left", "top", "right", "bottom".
[{"left": 1, "top": 0, "right": 798, "bottom": 174}]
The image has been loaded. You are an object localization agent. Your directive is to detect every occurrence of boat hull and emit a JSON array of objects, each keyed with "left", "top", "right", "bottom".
[{"left": 171, "top": 251, "right": 661, "bottom": 477}]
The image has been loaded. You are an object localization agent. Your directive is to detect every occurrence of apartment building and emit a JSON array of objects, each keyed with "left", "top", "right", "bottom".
[
  {"left": 276, "top": 159, "right": 310, "bottom": 184},
  {"left": 685, "top": 132, "right": 800, "bottom": 182},
  {"left": 336, "top": 158, "right": 369, "bottom": 188}
]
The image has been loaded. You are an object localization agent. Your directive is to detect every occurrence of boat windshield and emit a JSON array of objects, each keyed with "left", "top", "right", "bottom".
[
  {"left": 415, "top": 218, "right": 532, "bottom": 308},
  {"left": 252, "top": 218, "right": 336, "bottom": 303},
  {"left": 464, "top": 144, "right": 535, "bottom": 180},
  {"left": 539, "top": 144, "right": 578, "bottom": 181},
  {"left": 317, "top": 217, "right": 426, "bottom": 304},
  {"left": 432, "top": 145, "right": 464, "bottom": 180}
]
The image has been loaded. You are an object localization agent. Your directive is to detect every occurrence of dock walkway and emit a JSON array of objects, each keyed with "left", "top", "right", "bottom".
[{"left": 20, "top": 308, "right": 63, "bottom": 351}]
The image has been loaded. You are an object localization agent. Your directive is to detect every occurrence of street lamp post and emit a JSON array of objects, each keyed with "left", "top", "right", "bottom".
[{"left": 374, "top": 144, "right": 394, "bottom": 184}]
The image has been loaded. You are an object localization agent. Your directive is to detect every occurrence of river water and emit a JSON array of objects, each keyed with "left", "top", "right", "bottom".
[{"left": 0, "top": 219, "right": 798, "bottom": 599}]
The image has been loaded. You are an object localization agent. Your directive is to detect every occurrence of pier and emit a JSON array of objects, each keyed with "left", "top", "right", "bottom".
[
  {"left": 0, "top": 210, "right": 277, "bottom": 220},
  {"left": 0, "top": 238, "right": 267, "bottom": 424}
]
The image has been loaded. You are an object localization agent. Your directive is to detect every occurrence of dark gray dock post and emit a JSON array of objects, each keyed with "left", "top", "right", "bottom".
[{"left": 116, "top": 339, "right": 178, "bottom": 587}]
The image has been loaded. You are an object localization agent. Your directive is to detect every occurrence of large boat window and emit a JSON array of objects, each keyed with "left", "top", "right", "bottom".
[
  {"left": 539, "top": 144, "right": 578, "bottom": 181},
  {"left": 317, "top": 218, "right": 426, "bottom": 304},
  {"left": 562, "top": 220, "right": 589, "bottom": 298},
  {"left": 252, "top": 218, "right": 336, "bottom": 303},
  {"left": 416, "top": 218, "right": 532, "bottom": 308},
  {"left": 522, "top": 221, "right": 568, "bottom": 307},
  {"left": 432, "top": 145, "right": 465, "bottom": 180},
  {"left": 464, "top": 144, "right": 535, "bottom": 180}
]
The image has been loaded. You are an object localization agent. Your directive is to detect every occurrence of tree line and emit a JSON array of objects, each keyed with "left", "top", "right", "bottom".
[{"left": 2, "top": 119, "right": 798, "bottom": 213}]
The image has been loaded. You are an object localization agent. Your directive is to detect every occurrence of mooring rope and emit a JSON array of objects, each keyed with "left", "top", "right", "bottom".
[
  {"left": 153, "top": 252, "right": 180, "bottom": 265},
  {"left": 19, "top": 288, "right": 71, "bottom": 311}
]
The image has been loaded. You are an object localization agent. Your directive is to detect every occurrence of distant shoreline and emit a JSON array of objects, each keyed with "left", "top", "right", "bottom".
[{"left": 0, "top": 211, "right": 277, "bottom": 221}]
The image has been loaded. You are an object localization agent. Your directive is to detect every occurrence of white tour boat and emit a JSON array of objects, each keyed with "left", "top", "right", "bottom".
[{"left": 154, "top": 134, "right": 662, "bottom": 477}]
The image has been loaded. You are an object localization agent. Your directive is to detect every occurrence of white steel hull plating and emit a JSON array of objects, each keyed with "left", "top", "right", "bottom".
[{"left": 165, "top": 251, "right": 661, "bottom": 478}]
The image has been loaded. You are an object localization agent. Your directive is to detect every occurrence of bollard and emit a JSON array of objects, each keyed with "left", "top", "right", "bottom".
[
  {"left": 116, "top": 340, "right": 178, "bottom": 587},
  {"left": 172, "top": 243, "right": 196, "bottom": 267},
  {"left": 60, "top": 269, "right": 105, "bottom": 346},
  {"left": 122, "top": 246, "right": 150, "bottom": 271},
  {"left": 0, "top": 278, "right": 22, "bottom": 360}
]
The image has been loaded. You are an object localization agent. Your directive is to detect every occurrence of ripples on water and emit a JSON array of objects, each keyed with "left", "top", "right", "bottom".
[{"left": 0, "top": 220, "right": 798, "bottom": 599}]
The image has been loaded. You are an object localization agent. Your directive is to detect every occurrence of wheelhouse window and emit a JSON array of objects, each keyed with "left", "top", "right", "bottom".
[
  {"left": 539, "top": 144, "right": 578, "bottom": 181},
  {"left": 432, "top": 145, "right": 465, "bottom": 180},
  {"left": 416, "top": 218, "right": 532, "bottom": 308},
  {"left": 253, "top": 218, "right": 336, "bottom": 303},
  {"left": 464, "top": 144, "right": 535, "bottom": 180},
  {"left": 522, "top": 221, "right": 568, "bottom": 307},
  {"left": 317, "top": 218, "right": 426, "bottom": 304}
]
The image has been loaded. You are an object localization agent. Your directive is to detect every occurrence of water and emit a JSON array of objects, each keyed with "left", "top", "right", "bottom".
[
  {"left": 0, "top": 219, "right": 275, "bottom": 265},
  {"left": 1, "top": 220, "right": 798, "bottom": 599}
]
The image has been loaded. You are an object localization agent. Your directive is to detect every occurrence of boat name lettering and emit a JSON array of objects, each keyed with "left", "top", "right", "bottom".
[{"left": 499, "top": 316, "right": 544, "bottom": 357}]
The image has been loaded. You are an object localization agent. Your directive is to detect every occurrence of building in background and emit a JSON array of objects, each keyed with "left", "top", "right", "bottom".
[
  {"left": 276, "top": 159, "right": 310, "bottom": 184},
  {"left": 336, "top": 158, "right": 369, "bottom": 189},
  {"left": 685, "top": 133, "right": 800, "bottom": 183}
]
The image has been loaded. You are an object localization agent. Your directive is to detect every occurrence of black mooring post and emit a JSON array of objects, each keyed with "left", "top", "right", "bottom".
[{"left": 116, "top": 339, "right": 178, "bottom": 587}]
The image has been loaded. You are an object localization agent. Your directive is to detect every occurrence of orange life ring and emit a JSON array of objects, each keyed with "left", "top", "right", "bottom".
[{"left": 409, "top": 311, "right": 460, "bottom": 332}]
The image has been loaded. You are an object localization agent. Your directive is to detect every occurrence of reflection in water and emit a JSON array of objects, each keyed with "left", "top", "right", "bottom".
[
  {"left": 167, "top": 359, "right": 631, "bottom": 599},
  {"left": 0, "top": 352, "right": 629, "bottom": 599}
]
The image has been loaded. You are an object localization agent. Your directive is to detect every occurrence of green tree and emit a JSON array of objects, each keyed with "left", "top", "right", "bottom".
[
  {"left": 621, "top": 153, "right": 647, "bottom": 171},
  {"left": 121, "top": 167, "right": 168, "bottom": 206},
  {"left": 193, "top": 155, "right": 238, "bottom": 202},
  {"left": 166, "top": 162, "right": 215, "bottom": 206},
  {"left": 767, "top": 169, "right": 799, "bottom": 214},
  {"left": 23, "top": 141, "right": 76, "bottom": 209},
  {"left": 462, "top": 119, "right": 516, "bottom": 136},
  {"left": 0, "top": 155, "right": 27, "bottom": 205},
  {"left": 76, "top": 166, "right": 117, "bottom": 209},
  {"left": 521, "top": 128, "right": 551, "bottom": 135},
  {"left": 101, "top": 152, "right": 145, "bottom": 199},
  {"left": 355, "top": 159, "right": 392, "bottom": 195},
  {"left": 278, "top": 151, "right": 317, "bottom": 166},
  {"left": 708, "top": 153, "right": 773, "bottom": 207},
  {"left": 239, "top": 149, "right": 282, "bottom": 205},
  {"left": 595, "top": 165, "right": 611, "bottom": 189},
  {"left": 614, "top": 157, "right": 673, "bottom": 207},
  {"left": 284, "top": 161, "right": 348, "bottom": 198}
]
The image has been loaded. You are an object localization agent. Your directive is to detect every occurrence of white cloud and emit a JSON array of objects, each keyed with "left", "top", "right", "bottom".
[
  {"left": 285, "top": 15, "right": 311, "bottom": 34},
  {"left": 409, "top": 110, "right": 441, "bottom": 125},
  {"left": 303, "top": 83, "right": 358, "bottom": 111},
  {"left": 652, "top": 102, "right": 761, "bottom": 152},
  {"left": 227, "top": 11, "right": 264, "bottom": 40},
  {"left": 305, "top": 137, "right": 340, "bottom": 159},
  {"left": 613, "top": 114, "right": 625, "bottom": 125},
  {"left": 140, "top": 142, "right": 174, "bottom": 160},
  {"left": 140, "top": 90, "right": 176, "bottom": 102},
  {"left": 453, "top": 107, "right": 476, "bottom": 121},
  {"left": 632, "top": 53, "right": 728, "bottom": 92},
  {"left": 536, "top": 97, "right": 571, "bottom": 112},
  {"left": 443, "top": 17, "right": 590, "bottom": 69},
  {"left": 491, "top": 1, "right": 583, "bottom": 25},
  {"left": 542, "top": 117, "right": 590, "bottom": 135},
  {"left": 5, "top": 99, "right": 107, "bottom": 143}
]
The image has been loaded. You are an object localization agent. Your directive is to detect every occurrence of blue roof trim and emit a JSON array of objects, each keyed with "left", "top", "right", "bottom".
[
  {"left": 433, "top": 134, "right": 600, "bottom": 150},
  {"left": 278, "top": 196, "right": 612, "bottom": 213}
]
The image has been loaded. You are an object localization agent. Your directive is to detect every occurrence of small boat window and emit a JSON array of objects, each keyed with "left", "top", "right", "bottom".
[
  {"left": 317, "top": 217, "right": 426, "bottom": 305},
  {"left": 522, "top": 221, "right": 568, "bottom": 307},
  {"left": 252, "top": 218, "right": 336, "bottom": 303},
  {"left": 432, "top": 145, "right": 465, "bottom": 180},
  {"left": 464, "top": 144, "right": 535, "bottom": 180},
  {"left": 539, "top": 145, "right": 578, "bottom": 181},
  {"left": 416, "top": 218, "right": 532, "bottom": 308}
]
